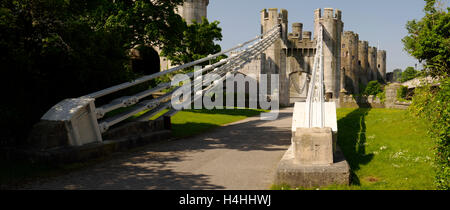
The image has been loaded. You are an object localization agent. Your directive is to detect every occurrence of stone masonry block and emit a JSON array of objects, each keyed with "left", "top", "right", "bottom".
[{"left": 292, "top": 127, "right": 333, "bottom": 165}]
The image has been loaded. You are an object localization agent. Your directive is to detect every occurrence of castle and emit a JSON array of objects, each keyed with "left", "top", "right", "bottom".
[
  {"left": 239, "top": 8, "right": 387, "bottom": 106},
  {"left": 166, "top": 1, "right": 388, "bottom": 106}
]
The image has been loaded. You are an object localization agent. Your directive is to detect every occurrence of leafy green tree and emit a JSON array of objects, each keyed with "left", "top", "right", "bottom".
[
  {"left": 0, "top": 0, "right": 187, "bottom": 146},
  {"left": 163, "top": 17, "right": 224, "bottom": 66},
  {"left": 402, "top": 0, "right": 450, "bottom": 77},
  {"left": 364, "top": 81, "right": 383, "bottom": 96},
  {"left": 393, "top": 69, "right": 403, "bottom": 82},
  {"left": 400, "top": 67, "right": 420, "bottom": 82},
  {"left": 404, "top": 0, "right": 450, "bottom": 190}
]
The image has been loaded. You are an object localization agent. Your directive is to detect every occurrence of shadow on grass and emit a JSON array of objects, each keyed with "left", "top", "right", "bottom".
[{"left": 337, "top": 108, "right": 374, "bottom": 185}]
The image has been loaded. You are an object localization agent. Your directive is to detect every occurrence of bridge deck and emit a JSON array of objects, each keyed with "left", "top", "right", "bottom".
[{"left": 24, "top": 108, "right": 293, "bottom": 190}]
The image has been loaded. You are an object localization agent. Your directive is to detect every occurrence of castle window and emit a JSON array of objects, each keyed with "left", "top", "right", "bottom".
[{"left": 342, "top": 44, "right": 346, "bottom": 48}]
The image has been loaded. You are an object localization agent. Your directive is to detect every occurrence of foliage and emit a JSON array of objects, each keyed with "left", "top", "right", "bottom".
[
  {"left": 0, "top": 0, "right": 189, "bottom": 146},
  {"left": 397, "top": 85, "right": 408, "bottom": 100},
  {"left": 408, "top": 78, "right": 450, "bottom": 190},
  {"left": 376, "top": 88, "right": 386, "bottom": 103},
  {"left": 273, "top": 108, "right": 435, "bottom": 190},
  {"left": 155, "top": 17, "right": 225, "bottom": 84},
  {"left": 403, "top": 0, "right": 450, "bottom": 190},
  {"left": 402, "top": 0, "right": 450, "bottom": 78},
  {"left": 392, "top": 69, "right": 403, "bottom": 82},
  {"left": 163, "top": 17, "right": 224, "bottom": 66},
  {"left": 363, "top": 81, "right": 383, "bottom": 96},
  {"left": 400, "top": 67, "right": 421, "bottom": 82}
]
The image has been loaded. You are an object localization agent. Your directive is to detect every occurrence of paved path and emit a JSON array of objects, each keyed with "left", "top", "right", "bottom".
[{"left": 25, "top": 108, "right": 293, "bottom": 190}]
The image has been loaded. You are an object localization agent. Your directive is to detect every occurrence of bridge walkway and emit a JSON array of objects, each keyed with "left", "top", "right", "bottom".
[{"left": 25, "top": 108, "right": 293, "bottom": 190}]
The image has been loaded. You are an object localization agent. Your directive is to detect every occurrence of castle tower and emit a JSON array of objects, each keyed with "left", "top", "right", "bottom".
[
  {"left": 302, "top": 31, "right": 312, "bottom": 40},
  {"left": 261, "top": 8, "right": 289, "bottom": 106},
  {"left": 377, "top": 50, "right": 387, "bottom": 83},
  {"left": 341, "top": 31, "right": 360, "bottom": 94},
  {"left": 314, "top": 8, "right": 344, "bottom": 99},
  {"left": 358, "top": 40, "right": 369, "bottom": 86},
  {"left": 292, "top": 23, "right": 303, "bottom": 39},
  {"left": 368, "top": 46, "right": 378, "bottom": 82},
  {"left": 177, "top": 0, "right": 209, "bottom": 24}
]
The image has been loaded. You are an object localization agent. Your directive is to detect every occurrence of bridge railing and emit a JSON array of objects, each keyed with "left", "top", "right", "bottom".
[{"left": 39, "top": 25, "right": 281, "bottom": 147}]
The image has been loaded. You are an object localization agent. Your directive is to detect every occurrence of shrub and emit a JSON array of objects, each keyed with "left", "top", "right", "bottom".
[
  {"left": 397, "top": 85, "right": 408, "bottom": 100},
  {"left": 376, "top": 88, "right": 386, "bottom": 103},
  {"left": 409, "top": 77, "right": 450, "bottom": 190},
  {"left": 364, "top": 81, "right": 383, "bottom": 96}
]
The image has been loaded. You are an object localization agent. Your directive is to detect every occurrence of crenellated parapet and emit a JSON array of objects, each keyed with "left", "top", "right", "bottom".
[
  {"left": 261, "top": 8, "right": 289, "bottom": 41},
  {"left": 288, "top": 22, "right": 316, "bottom": 49}
]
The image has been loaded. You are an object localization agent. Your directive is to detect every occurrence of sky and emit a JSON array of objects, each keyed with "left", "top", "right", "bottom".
[{"left": 206, "top": 0, "right": 435, "bottom": 72}]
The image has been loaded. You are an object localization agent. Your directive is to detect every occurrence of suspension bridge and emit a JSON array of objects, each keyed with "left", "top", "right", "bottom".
[{"left": 25, "top": 8, "right": 349, "bottom": 189}]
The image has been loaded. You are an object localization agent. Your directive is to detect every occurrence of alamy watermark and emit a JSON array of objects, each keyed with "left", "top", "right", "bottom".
[{"left": 170, "top": 70, "right": 280, "bottom": 120}]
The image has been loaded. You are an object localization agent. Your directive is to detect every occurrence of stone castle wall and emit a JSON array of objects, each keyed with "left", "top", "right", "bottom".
[
  {"left": 160, "top": 3, "right": 389, "bottom": 105},
  {"left": 237, "top": 7, "right": 388, "bottom": 105}
]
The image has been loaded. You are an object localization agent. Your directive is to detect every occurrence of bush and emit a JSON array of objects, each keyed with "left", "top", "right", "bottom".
[
  {"left": 409, "top": 77, "right": 450, "bottom": 190},
  {"left": 397, "top": 85, "right": 408, "bottom": 100},
  {"left": 376, "top": 88, "right": 386, "bottom": 103},
  {"left": 364, "top": 81, "right": 383, "bottom": 96}
]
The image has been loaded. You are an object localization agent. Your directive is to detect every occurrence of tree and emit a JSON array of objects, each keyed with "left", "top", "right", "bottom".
[
  {"left": 0, "top": 0, "right": 188, "bottom": 146},
  {"left": 403, "top": 0, "right": 450, "bottom": 190},
  {"left": 400, "top": 67, "right": 420, "bottom": 82},
  {"left": 163, "top": 17, "right": 224, "bottom": 66},
  {"left": 364, "top": 81, "right": 383, "bottom": 96},
  {"left": 402, "top": 0, "right": 450, "bottom": 78},
  {"left": 393, "top": 69, "right": 403, "bottom": 82}
]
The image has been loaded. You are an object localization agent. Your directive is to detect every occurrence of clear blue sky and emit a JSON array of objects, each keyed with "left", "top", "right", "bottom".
[{"left": 207, "top": 0, "right": 433, "bottom": 72}]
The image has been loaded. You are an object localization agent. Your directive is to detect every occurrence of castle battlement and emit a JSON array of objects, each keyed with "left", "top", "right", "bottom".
[
  {"left": 343, "top": 31, "right": 359, "bottom": 39},
  {"left": 314, "top": 8, "right": 342, "bottom": 21},
  {"left": 359, "top": 40, "right": 368, "bottom": 44}
]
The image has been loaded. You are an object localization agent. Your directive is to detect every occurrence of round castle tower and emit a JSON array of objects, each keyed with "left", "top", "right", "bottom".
[
  {"left": 314, "top": 8, "right": 344, "bottom": 100},
  {"left": 177, "top": 0, "right": 209, "bottom": 24},
  {"left": 368, "top": 46, "right": 378, "bottom": 82},
  {"left": 341, "top": 31, "right": 360, "bottom": 94},
  {"left": 377, "top": 50, "right": 387, "bottom": 82},
  {"left": 358, "top": 40, "right": 369, "bottom": 86},
  {"left": 260, "top": 8, "right": 290, "bottom": 106}
]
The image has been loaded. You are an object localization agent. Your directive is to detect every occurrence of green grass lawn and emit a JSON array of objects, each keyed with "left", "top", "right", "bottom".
[
  {"left": 272, "top": 108, "right": 435, "bottom": 190},
  {"left": 171, "top": 108, "right": 267, "bottom": 138}
]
